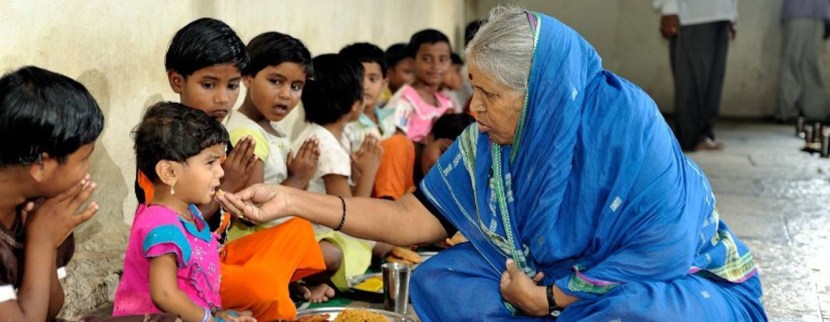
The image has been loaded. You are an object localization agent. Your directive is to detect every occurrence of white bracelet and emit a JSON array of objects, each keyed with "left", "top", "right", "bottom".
[{"left": 201, "top": 307, "right": 211, "bottom": 322}]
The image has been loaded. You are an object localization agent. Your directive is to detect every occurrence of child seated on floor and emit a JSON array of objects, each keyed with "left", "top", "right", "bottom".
[
  {"left": 113, "top": 102, "right": 254, "bottom": 322},
  {"left": 0, "top": 66, "right": 103, "bottom": 321},
  {"left": 373, "top": 113, "right": 476, "bottom": 252},
  {"left": 387, "top": 29, "right": 455, "bottom": 143},
  {"left": 340, "top": 42, "right": 396, "bottom": 150},
  {"left": 136, "top": 17, "right": 256, "bottom": 242},
  {"left": 415, "top": 113, "right": 477, "bottom": 183},
  {"left": 291, "top": 53, "right": 393, "bottom": 301},
  {"left": 372, "top": 113, "right": 476, "bottom": 202},
  {"left": 339, "top": 42, "right": 410, "bottom": 200},
  {"left": 221, "top": 31, "right": 326, "bottom": 320},
  {"left": 378, "top": 43, "right": 414, "bottom": 107},
  {"left": 340, "top": 42, "right": 431, "bottom": 264},
  {"left": 440, "top": 52, "right": 466, "bottom": 113}
]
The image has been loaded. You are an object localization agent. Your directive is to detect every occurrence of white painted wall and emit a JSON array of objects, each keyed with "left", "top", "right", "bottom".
[{"left": 469, "top": 0, "right": 827, "bottom": 119}]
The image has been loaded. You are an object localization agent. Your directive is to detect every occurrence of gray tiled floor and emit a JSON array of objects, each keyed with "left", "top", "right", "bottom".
[{"left": 688, "top": 121, "right": 830, "bottom": 321}]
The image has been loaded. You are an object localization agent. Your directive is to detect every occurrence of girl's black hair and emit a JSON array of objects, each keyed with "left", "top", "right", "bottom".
[
  {"left": 385, "top": 43, "right": 410, "bottom": 68},
  {"left": 340, "top": 42, "right": 387, "bottom": 78},
  {"left": 432, "top": 113, "right": 476, "bottom": 140},
  {"left": 407, "top": 29, "right": 451, "bottom": 58},
  {"left": 301, "top": 54, "right": 364, "bottom": 125},
  {"left": 165, "top": 18, "right": 249, "bottom": 77},
  {"left": 464, "top": 19, "right": 486, "bottom": 47},
  {"left": 134, "top": 102, "right": 229, "bottom": 182},
  {"left": 451, "top": 52, "right": 464, "bottom": 66},
  {"left": 244, "top": 31, "right": 313, "bottom": 78},
  {"left": 0, "top": 66, "right": 104, "bottom": 168}
]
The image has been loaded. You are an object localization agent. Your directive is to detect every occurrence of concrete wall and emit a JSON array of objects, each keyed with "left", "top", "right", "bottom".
[
  {"left": 0, "top": 0, "right": 464, "bottom": 317},
  {"left": 469, "top": 0, "right": 828, "bottom": 118}
]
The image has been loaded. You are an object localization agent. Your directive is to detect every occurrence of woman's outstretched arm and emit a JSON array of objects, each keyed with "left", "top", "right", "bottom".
[{"left": 218, "top": 184, "right": 448, "bottom": 246}]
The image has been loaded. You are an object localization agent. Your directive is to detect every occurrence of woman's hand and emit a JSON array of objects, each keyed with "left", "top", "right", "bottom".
[
  {"left": 221, "top": 136, "right": 257, "bottom": 193},
  {"left": 287, "top": 137, "right": 319, "bottom": 186},
  {"left": 500, "top": 259, "right": 548, "bottom": 317},
  {"left": 25, "top": 174, "right": 98, "bottom": 247},
  {"left": 216, "top": 184, "right": 288, "bottom": 224}
]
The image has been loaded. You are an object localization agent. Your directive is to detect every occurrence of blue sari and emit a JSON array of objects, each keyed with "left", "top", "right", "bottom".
[{"left": 412, "top": 12, "right": 766, "bottom": 321}]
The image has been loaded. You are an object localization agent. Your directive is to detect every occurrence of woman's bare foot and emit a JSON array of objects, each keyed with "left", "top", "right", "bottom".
[{"left": 301, "top": 283, "right": 335, "bottom": 303}]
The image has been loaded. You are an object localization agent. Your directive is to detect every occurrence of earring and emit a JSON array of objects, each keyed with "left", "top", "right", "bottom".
[{"left": 170, "top": 183, "right": 176, "bottom": 195}]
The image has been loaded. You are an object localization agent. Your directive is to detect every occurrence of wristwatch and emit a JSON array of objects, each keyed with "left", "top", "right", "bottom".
[{"left": 546, "top": 284, "right": 563, "bottom": 317}]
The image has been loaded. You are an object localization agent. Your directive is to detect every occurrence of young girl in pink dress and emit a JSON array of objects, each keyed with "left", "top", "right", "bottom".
[
  {"left": 113, "top": 102, "right": 255, "bottom": 322},
  {"left": 386, "top": 29, "right": 455, "bottom": 143}
]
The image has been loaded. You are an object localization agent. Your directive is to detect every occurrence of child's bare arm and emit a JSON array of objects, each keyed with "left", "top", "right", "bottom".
[
  {"left": 150, "top": 254, "right": 209, "bottom": 322},
  {"left": 323, "top": 174, "right": 354, "bottom": 198},
  {"left": 47, "top": 266, "right": 64, "bottom": 319},
  {"left": 0, "top": 240, "right": 57, "bottom": 321},
  {"left": 0, "top": 177, "right": 97, "bottom": 321}
]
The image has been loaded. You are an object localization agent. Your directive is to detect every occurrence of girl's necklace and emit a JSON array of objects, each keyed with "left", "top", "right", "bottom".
[
  {"left": 0, "top": 226, "right": 22, "bottom": 249},
  {"left": 150, "top": 203, "right": 195, "bottom": 223},
  {"left": 0, "top": 212, "right": 23, "bottom": 249}
]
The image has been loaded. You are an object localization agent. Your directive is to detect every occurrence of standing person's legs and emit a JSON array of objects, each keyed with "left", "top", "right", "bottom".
[
  {"left": 670, "top": 37, "right": 677, "bottom": 76},
  {"left": 799, "top": 19, "right": 828, "bottom": 120},
  {"left": 672, "top": 25, "right": 703, "bottom": 150},
  {"left": 778, "top": 19, "right": 806, "bottom": 121},
  {"left": 701, "top": 21, "right": 730, "bottom": 143}
]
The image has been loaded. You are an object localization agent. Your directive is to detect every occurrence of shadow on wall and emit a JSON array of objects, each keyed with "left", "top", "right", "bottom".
[
  {"left": 112, "top": 93, "right": 166, "bottom": 227},
  {"left": 143, "top": 94, "right": 166, "bottom": 116},
  {"left": 60, "top": 69, "right": 131, "bottom": 319}
]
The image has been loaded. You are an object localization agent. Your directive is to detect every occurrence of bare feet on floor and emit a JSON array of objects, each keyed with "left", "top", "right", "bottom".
[
  {"left": 694, "top": 138, "right": 724, "bottom": 151},
  {"left": 301, "top": 283, "right": 335, "bottom": 303}
]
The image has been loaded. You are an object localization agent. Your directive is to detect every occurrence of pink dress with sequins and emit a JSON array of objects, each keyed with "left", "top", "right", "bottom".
[
  {"left": 113, "top": 204, "right": 222, "bottom": 316},
  {"left": 388, "top": 84, "right": 454, "bottom": 143}
]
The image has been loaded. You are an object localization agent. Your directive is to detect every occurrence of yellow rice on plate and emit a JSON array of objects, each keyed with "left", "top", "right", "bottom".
[{"left": 332, "top": 309, "right": 387, "bottom": 322}]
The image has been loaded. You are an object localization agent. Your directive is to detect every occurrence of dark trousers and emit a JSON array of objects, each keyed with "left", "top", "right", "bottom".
[
  {"left": 778, "top": 18, "right": 827, "bottom": 121},
  {"left": 671, "top": 21, "right": 731, "bottom": 150}
]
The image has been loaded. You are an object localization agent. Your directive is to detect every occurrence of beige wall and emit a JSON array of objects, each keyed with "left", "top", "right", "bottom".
[
  {"left": 470, "top": 0, "right": 827, "bottom": 119},
  {"left": 0, "top": 0, "right": 465, "bottom": 317}
]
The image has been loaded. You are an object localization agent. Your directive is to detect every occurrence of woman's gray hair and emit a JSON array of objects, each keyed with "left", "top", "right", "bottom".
[{"left": 465, "top": 5, "right": 533, "bottom": 93}]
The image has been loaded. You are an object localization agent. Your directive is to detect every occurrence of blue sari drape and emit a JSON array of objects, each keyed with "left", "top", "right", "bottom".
[{"left": 412, "top": 12, "right": 766, "bottom": 321}]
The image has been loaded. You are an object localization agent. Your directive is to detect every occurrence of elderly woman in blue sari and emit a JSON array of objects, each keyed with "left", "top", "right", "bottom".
[{"left": 216, "top": 6, "right": 767, "bottom": 321}]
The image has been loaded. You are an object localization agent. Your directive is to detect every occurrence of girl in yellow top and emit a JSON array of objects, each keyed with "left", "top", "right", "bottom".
[{"left": 221, "top": 32, "right": 325, "bottom": 321}]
